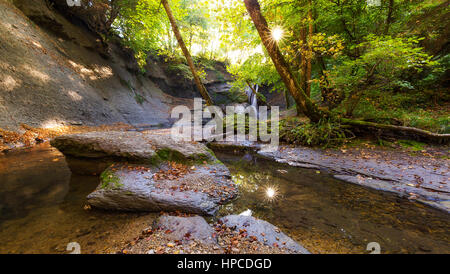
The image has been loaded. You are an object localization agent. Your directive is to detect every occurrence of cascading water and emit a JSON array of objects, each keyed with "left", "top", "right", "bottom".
[{"left": 245, "top": 84, "right": 259, "bottom": 114}]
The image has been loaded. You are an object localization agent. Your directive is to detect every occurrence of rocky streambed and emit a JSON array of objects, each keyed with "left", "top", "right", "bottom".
[
  {"left": 1, "top": 130, "right": 448, "bottom": 254},
  {"left": 209, "top": 141, "right": 450, "bottom": 213},
  {"left": 122, "top": 215, "right": 310, "bottom": 254},
  {"left": 49, "top": 130, "right": 309, "bottom": 254}
]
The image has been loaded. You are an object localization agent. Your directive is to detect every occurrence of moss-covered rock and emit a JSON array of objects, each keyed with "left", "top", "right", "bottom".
[
  {"left": 50, "top": 129, "right": 216, "bottom": 164},
  {"left": 87, "top": 162, "right": 238, "bottom": 216}
]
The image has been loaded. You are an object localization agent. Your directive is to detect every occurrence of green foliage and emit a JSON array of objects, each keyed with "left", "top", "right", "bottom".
[
  {"left": 326, "top": 35, "right": 437, "bottom": 94},
  {"left": 101, "top": 0, "right": 447, "bottom": 137},
  {"left": 110, "top": 0, "right": 226, "bottom": 68},
  {"left": 119, "top": 77, "right": 146, "bottom": 104},
  {"left": 111, "top": 0, "right": 165, "bottom": 66},
  {"left": 280, "top": 118, "right": 354, "bottom": 147},
  {"left": 417, "top": 54, "right": 450, "bottom": 88},
  {"left": 100, "top": 169, "right": 123, "bottom": 189},
  {"left": 194, "top": 56, "right": 216, "bottom": 71},
  {"left": 166, "top": 57, "right": 218, "bottom": 81},
  {"left": 349, "top": 89, "right": 449, "bottom": 133},
  {"left": 227, "top": 53, "right": 285, "bottom": 94},
  {"left": 227, "top": 86, "right": 249, "bottom": 104},
  {"left": 167, "top": 63, "right": 194, "bottom": 80},
  {"left": 397, "top": 140, "right": 426, "bottom": 151},
  {"left": 119, "top": 78, "right": 134, "bottom": 91},
  {"left": 134, "top": 94, "right": 145, "bottom": 104}
]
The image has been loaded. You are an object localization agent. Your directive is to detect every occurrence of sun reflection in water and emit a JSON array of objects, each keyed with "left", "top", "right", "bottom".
[{"left": 264, "top": 186, "right": 279, "bottom": 202}]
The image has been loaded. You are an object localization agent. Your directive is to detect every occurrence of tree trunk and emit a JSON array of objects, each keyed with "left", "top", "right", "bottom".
[
  {"left": 105, "top": 0, "right": 120, "bottom": 32},
  {"left": 284, "top": 89, "right": 291, "bottom": 109},
  {"left": 161, "top": 0, "right": 213, "bottom": 106},
  {"left": 317, "top": 56, "right": 343, "bottom": 109},
  {"left": 243, "top": 0, "right": 324, "bottom": 122},
  {"left": 306, "top": 1, "right": 313, "bottom": 96},
  {"left": 299, "top": 3, "right": 312, "bottom": 98},
  {"left": 384, "top": 0, "right": 394, "bottom": 34},
  {"left": 246, "top": 81, "right": 257, "bottom": 96},
  {"left": 299, "top": 24, "right": 307, "bottom": 96},
  {"left": 344, "top": 87, "right": 364, "bottom": 117}
]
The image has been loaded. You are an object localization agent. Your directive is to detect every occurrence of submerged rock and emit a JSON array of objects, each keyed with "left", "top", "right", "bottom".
[
  {"left": 219, "top": 215, "right": 310, "bottom": 254},
  {"left": 87, "top": 162, "right": 238, "bottom": 215},
  {"left": 51, "top": 130, "right": 215, "bottom": 163}
]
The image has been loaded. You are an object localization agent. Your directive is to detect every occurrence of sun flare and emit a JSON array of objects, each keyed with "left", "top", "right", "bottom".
[
  {"left": 264, "top": 186, "right": 279, "bottom": 202},
  {"left": 271, "top": 26, "right": 284, "bottom": 42}
]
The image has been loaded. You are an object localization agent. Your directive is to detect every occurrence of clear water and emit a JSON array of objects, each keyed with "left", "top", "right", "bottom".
[
  {"left": 0, "top": 144, "right": 448, "bottom": 254},
  {"left": 214, "top": 151, "right": 450, "bottom": 254},
  {"left": 0, "top": 144, "right": 156, "bottom": 254}
]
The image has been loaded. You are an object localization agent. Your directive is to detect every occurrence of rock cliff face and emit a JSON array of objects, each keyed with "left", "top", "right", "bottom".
[{"left": 0, "top": 0, "right": 231, "bottom": 132}]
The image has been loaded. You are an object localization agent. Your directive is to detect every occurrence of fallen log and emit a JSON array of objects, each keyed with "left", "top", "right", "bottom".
[{"left": 341, "top": 118, "right": 450, "bottom": 144}]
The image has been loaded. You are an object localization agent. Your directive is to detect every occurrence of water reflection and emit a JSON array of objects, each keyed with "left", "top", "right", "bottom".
[
  {"left": 216, "top": 151, "right": 450, "bottom": 254},
  {"left": 0, "top": 145, "right": 448, "bottom": 254},
  {"left": 265, "top": 186, "right": 277, "bottom": 200},
  {"left": 0, "top": 144, "right": 155, "bottom": 254},
  {"left": 0, "top": 145, "right": 70, "bottom": 222}
]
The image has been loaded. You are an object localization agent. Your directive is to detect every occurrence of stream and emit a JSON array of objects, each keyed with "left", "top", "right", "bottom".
[{"left": 0, "top": 144, "right": 448, "bottom": 254}]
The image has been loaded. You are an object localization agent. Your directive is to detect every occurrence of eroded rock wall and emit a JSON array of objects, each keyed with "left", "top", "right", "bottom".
[{"left": 0, "top": 0, "right": 175, "bottom": 131}]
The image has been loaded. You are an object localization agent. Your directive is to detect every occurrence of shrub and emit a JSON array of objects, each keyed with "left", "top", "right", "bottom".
[{"left": 280, "top": 119, "right": 354, "bottom": 147}]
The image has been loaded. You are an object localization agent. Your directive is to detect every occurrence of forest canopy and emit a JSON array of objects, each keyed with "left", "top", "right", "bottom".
[{"left": 61, "top": 0, "right": 449, "bottom": 144}]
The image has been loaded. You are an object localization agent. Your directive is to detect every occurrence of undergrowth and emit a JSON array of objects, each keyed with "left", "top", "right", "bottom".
[
  {"left": 349, "top": 89, "right": 449, "bottom": 133},
  {"left": 280, "top": 118, "right": 354, "bottom": 148}
]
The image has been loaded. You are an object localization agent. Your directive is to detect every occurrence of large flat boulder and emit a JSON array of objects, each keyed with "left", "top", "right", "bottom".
[
  {"left": 50, "top": 130, "right": 215, "bottom": 163},
  {"left": 87, "top": 162, "right": 238, "bottom": 215},
  {"left": 125, "top": 215, "right": 222, "bottom": 254},
  {"left": 156, "top": 216, "right": 217, "bottom": 245},
  {"left": 219, "top": 215, "right": 310, "bottom": 254},
  {"left": 51, "top": 129, "right": 239, "bottom": 215},
  {"left": 123, "top": 215, "right": 308, "bottom": 254}
]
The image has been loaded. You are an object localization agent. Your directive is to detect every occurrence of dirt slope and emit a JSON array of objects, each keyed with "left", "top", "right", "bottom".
[{"left": 0, "top": 0, "right": 176, "bottom": 131}]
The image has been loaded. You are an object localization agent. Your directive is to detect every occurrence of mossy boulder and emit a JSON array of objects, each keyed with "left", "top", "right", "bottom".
[
  {"left": 87, "top": 162, "right": 238, "bottom": 215},
  {"left": 51, "top": 129, "right": 238, "bottom": 215},
  {"left": 50, "top": 130, "right": 215, "bottom": 164}
]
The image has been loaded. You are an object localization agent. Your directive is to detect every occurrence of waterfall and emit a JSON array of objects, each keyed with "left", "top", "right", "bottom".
[{"left": 245, "top": 84, "right": 259, "bottom": 114}]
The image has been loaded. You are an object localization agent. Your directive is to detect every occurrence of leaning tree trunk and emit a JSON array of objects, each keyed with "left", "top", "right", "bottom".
[
  {"left": 242, "top": 0, "right": 449, "bottom": 144},
  {"left": 243, "top": 0, "right": 324, "bottom": 122},
  {"left": 161, "top": 0, "right": 213, "bottom": 106}
]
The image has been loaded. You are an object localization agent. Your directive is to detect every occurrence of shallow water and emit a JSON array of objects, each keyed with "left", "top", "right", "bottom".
[
  {"left": 215, "top": 151, "right": 450, "bottom": 254},
  {"left": 0, "top": 144, "right": 448, "bottom": 254},
  {"left": 0, "top": 144, "right": 155, "bottom": 254}
]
